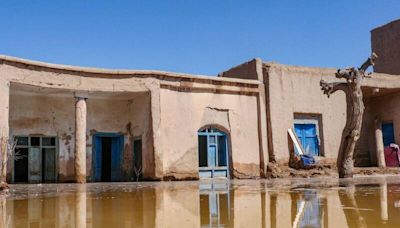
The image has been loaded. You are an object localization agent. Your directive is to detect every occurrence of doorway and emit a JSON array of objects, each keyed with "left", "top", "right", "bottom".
[
  {"left": 14, "top": 147, "right": 28, "bottom": 182},
  {"left": 382, "top": 122, "right": 395, "bottom": 146},
  {"left": 13, "top": 136, "right": 57, "bottom": 183},
  {"left": 133, "top": 138, "right": 142, "bottom": 181},
  {"left": 198, "top": 127, "right": 229, "bottom": 178},
  {"left": 93, "top": 133, "right": 124, "bottom": 182}
]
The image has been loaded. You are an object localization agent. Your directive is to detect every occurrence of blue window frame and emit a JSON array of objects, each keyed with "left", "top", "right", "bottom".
[
  {"left": 198, "top": 128, "right": 229, "bottom": 178},
  {"left": 294, "top": 123, "right": 320, "bottom": 156}
]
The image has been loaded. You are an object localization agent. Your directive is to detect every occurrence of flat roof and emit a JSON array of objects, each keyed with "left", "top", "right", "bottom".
[
  {"left": 371, "top": 18, "right": 400, "bottom": 33},
  {"left": 0, "top": 54, "right": 260, "bottom": 86}
]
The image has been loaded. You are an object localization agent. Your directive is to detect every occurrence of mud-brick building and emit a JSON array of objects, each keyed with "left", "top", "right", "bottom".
[
  {"left": 0, "top": 55, "right": 268, "bottom": 183},
  {"left": 220, "top": 58, "right": 400, "bottom": 167},
  {"left": 1, "top": 19, "right": 400, "bottom": 184}
]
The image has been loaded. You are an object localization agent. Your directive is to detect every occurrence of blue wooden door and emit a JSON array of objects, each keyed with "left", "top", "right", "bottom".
[
  {"left": 111, "top": 136, "right": 123, "bottom": 182},
  {"left": 382, "top": 122, "right": 395, "bottom": 146},
  {"left": 294, "top": 124, "right": 319, "bottom": 156},
  {"left": 93, "top": 134, "right": 124, "bottom": 182},
  {"left": 198, "top": 128, "right": 229, "bottom": 178},
  {"left": 93, "top": 136, "right": 102, "bottom": 182}
]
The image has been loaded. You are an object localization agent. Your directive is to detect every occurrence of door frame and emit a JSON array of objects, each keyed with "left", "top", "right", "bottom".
[
  {"left": 198, "top": 128, "right": 230, "bottom": 179},
  {"left": 294, "top": 113, "right": 324, "bottom": 156},
  {"left": 92, "top": 132, "right": 124, "bottom": 182},
  {"left": 11, "top": 135, "right": 59, "bottom": 183},
  {"left": 294, "top": 123, "right": 320, "bottom": 156},
  {"left": 382, "top": 121, "right": 395, "bottom": 146}
]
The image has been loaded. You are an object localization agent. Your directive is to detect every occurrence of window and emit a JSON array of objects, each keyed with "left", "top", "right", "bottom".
[
  {"left": 14, "top": 136, "right": 57, "bottom": 183},
  {"left": 294, "top": 114, "right": 324, "bottom": 156}
]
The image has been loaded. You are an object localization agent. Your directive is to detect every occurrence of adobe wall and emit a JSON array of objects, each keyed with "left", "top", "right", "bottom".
[
  {"left": 1, "top": 55, "right": 262, "bottom": 181},
  {"left": 265, "top": 63, "right": 346, "bottom": 162},
  {"left": 371, "top": 19, "right": 400, "bottom": 75},
  {"left": 363, "top": 93, "right": 400, "bottom": 164},
  {"left": 8, "top": 92, "right": 152, "bottom": 182},
  {"left": 219, "top": 59, "right": 261, "bottom": 80},
  {"left": 158, "top": 88, "right": 261, "bottom": 179}
]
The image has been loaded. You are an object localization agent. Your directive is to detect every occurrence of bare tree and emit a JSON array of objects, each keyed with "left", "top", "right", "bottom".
[
  {"left": 133, "top": 166, "right": 142, "bottom": 182},
  {"left": 320, "top": 53, "right": 377, "bottom": 178}
]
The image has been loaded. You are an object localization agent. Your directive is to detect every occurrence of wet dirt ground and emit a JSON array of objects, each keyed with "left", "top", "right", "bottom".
[{"left": 1, "top": 175, "right": 400, "bottom": 227}]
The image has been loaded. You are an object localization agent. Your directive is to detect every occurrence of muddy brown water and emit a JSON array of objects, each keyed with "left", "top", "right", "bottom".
[{"left": 1, "top": 176, "right": 400, "bottom": 227}]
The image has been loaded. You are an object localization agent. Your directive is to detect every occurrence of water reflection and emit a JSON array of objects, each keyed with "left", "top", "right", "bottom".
[
  {"left": 2, "top": 176, "right": 400, "bottom": 227},
  {"left": 200, "top": 182, "right": 231, "bottom": 227}
]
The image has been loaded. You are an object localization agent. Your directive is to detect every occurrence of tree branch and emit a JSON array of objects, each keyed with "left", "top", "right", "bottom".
[
  {"left": 359, "top": 52, "right": 378, "bottom": 72},
  {"left": 335, "top": 67, "right": 357, "bottom": 81},
  {"left": 320, "top": 80, "right": 349, "bottom": 98}
]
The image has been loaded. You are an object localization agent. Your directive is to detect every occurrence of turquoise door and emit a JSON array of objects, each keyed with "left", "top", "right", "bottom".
[
  {"left": 198, "top": 128, "right": 229, "bottom": 178},
  {"left": 294, "top": 123, "right": 319, "bottom": 156}
]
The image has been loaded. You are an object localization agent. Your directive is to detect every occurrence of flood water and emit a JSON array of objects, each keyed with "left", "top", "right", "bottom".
[{"left": 1, "top": 176, "right": 400, "bottom": 227}]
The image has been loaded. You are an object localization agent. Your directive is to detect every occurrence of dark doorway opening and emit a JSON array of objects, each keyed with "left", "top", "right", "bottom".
[
  {"left": 382, "top": 122, "right": 395, "bottom": 147},
  {"left": 13, "top": 136, "right": 57, "bottom": 183},
  {"left": 101, "top": 137, "right": 112, "bottom": 182},
  {"left": 93, "top": 133, "right": 124, "bottom": 182},
  {"left": 14, "top": 148, "right": 28, "bottom": 182},
  {"left": 133, "top": 138, "right": 142, "bottom": 180}
]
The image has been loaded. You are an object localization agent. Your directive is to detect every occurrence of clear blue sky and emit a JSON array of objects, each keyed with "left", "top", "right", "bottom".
[{"left": 1, "top": 1, "right": 399, "bottom": 75}]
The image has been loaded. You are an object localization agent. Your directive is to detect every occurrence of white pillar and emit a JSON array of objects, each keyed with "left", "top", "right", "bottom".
[
  {"left": 375, "top": 118, "right": 386, "bottom": 167},
  {"left": 75, "top": 95, "right": 87, "bottom": 183}
]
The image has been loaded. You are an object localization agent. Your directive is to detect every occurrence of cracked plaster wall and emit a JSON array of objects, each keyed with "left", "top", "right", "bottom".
[
  {"left": 8, "top": 92, "right": 152, "bottom": 182},
  {"left": 267, "top": 65, "right": 346, "bottom": 162},
  {"left": 158, "top": 88, "right": 261, "bottom": 179}
]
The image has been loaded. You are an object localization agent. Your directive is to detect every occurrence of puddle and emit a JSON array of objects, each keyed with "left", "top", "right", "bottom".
[{"left": 1, "top": 176, "right": 400, "bottom": 227}]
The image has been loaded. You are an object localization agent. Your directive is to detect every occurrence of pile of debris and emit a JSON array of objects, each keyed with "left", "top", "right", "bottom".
[
  {"left": 266, "top": 128, "right": 400, "bottom": 179},
  {"left": 287, "top": 128, "right": 317, "bottom": 169}
]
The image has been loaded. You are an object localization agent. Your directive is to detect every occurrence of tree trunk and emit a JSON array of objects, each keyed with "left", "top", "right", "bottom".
[
  {"left": 320, "top": 53, "right": 377, "bottom": 178},
  {"left": 337, "top": 78, "right": 364, "bottom": 178}
]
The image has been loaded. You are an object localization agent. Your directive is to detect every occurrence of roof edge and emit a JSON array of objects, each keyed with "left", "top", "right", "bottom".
[
  {"left": 371, "top": 18, "right": 400, "bottom": 33},
  {"left": 0, "top": 54, "right": 260, "bottom": 85},
  {"left": 263, "top": 61, "right": 337, "bottom": 73}
]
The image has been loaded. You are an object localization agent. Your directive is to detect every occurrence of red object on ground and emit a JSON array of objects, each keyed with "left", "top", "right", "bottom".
[{"left": 384, "top": 145, "right": 400, "bottom": 167}]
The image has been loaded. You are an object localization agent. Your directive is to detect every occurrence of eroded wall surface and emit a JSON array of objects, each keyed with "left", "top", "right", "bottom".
[
  {"left": 362, "top": 93, "right": 400, "bottom": 166},
  {"left": 159, "top": 88, "right": 261, "bottom": 179},
  {"left": 9, "top": 92, "right": 152, "bottom": 182},
  {"left": 266, "top": 64, "right": 346, "bottom": 162},
  {"left": 1, "top": 55, "right": 263, "bottom": 181}
]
